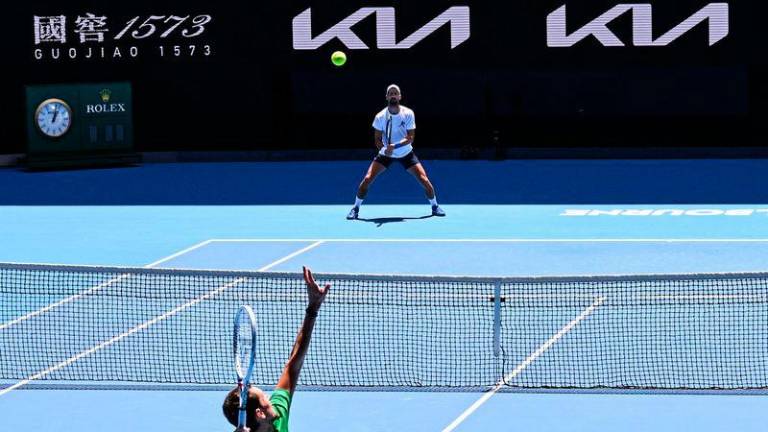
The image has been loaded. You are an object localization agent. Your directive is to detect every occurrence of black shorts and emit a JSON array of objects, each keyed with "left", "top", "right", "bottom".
[{"left": 373, "top": 151, "right": 421, "bottom": 170}]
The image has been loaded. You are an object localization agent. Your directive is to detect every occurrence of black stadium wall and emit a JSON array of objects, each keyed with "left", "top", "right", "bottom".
[{"left": 2, "top": 1, "right": 765, "bottom": 154}]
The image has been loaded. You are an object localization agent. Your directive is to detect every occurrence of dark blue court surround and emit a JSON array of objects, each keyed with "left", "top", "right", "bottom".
[{"left": 1, "top": 159, "right": 767, "bottom": 205}]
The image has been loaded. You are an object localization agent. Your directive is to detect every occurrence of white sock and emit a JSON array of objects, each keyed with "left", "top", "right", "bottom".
[
  {"left": 354, "top": 197, "right": 364, "bottom": 208},
  {"left": 429, "top": 197, "right": 438, "bottom": 206}
]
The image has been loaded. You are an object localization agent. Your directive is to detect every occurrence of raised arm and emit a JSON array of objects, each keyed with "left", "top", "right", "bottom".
[{"left": 275, "top": 266, "right": 330, "bottom": 394}]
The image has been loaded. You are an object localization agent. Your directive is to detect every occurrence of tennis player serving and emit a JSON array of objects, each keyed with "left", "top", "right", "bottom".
[
  {"left": 347, "top": 84, "right": 445, "bottom": 219},
  {"left": 222, "top": 267, "right": 329, "bottom": 432}
]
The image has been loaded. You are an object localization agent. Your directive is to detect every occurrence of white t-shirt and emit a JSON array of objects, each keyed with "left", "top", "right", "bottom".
[{"left": 372, "top": 106, "right": 415, "bottom": 158}]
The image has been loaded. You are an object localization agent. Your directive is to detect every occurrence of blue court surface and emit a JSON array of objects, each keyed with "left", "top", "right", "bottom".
[{"left": 1, "top": 160, "right": 768, "bottom": 431}]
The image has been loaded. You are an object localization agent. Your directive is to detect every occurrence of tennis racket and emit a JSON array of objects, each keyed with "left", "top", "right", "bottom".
[
  {"left": 233, "top": 305, "right": 257, "bottom": 432},
  {"left": 385, "top": 113, "right": 393, "bottom": 149}
]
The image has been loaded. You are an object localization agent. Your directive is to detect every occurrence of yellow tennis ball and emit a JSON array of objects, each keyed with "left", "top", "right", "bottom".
[{"left": 331, "top": 51, "right": 347, "bottom": 66}]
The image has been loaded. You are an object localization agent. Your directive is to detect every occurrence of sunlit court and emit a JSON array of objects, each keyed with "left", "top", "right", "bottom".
[{"left": 3, "top": 2, "right": 768, "bottom": 431}]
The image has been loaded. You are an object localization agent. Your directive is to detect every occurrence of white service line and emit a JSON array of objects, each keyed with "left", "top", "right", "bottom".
[
  {"left": 0, "top": 239, "right": 214, "bottom": 331},
  {"left": 0, "top": 240, "right": 324, "bottom": 396},
  {"left": 257, "top": 241, "right": 324, "bottom": 271},
  {"left": 441, "top": 296, "right": 606, "bottom": 432},
  {"left": 143, "top": 239, "right": 215, "bottom": 267}
]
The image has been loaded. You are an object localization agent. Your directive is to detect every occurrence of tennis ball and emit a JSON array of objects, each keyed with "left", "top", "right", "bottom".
[{"left": 331, "top": 51, "right": 347, "bottom": 66}]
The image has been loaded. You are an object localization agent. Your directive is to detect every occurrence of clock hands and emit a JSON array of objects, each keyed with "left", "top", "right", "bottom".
[{"left": 37, "top": 99, "right": 71, "bottom": 137}]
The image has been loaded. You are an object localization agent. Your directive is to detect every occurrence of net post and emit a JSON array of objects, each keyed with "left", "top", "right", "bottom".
[{"left": 493, "top": 279, "right": 501, "bottom": 358}]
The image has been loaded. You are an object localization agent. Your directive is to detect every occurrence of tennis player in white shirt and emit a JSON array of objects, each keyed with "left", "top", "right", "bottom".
[{"left": 347, "top": 84, "right": 445, "bottom": 220}]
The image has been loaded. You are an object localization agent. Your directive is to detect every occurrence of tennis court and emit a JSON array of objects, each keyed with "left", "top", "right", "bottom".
[
  {"left": 2, "top": 160, "right": 768, "bottom": 431},
  {"left": 6, "top": 0, "right": 767, "bottom": 428}
]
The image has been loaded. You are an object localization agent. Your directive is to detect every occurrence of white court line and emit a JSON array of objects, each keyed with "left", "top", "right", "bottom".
[
  {"left": 0, "top": 240, "right": 324, "bottom": 396},
  {"left": 144, "top": 240, "right": 215, "bottom": 268},
  {"left": 256, "top": 241, "right": 324, "bottom": 272},
  {"left": 441, "top": 296, "right": 606, "bottom": 432},
  {"left": 0, "top": 240, "right": 214, "bottom": 332},
  {"left": 207, "top": 238, "right": 768, "bottom": 243}
]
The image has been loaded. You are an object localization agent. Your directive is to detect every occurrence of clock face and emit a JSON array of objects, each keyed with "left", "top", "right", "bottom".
[{"left": 35, "top": 98, "right": 72, "bottom": 138}]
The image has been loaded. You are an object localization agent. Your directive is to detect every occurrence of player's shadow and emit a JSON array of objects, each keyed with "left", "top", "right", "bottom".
[{"left": 357, "top": 215, "right": 433, "bottom": 227}]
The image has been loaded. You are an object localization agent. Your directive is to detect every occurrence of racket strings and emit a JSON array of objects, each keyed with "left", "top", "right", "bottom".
[{"left": 235, "top": 314, "right": 254, "bottom": 377}]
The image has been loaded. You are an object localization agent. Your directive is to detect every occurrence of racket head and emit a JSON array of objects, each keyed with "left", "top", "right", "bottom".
[{"left": 233, "top": 305, "right": 257, "bottom": 429}]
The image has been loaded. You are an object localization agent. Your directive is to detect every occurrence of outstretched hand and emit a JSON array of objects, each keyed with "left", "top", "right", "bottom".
[{"left": 303, "top": 266, "right": 330, "bottom": 309}]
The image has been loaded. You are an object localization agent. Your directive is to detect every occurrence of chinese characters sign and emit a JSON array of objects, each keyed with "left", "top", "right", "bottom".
[{"left": 33, "top": 13, "right": 214, "bottom": 60}]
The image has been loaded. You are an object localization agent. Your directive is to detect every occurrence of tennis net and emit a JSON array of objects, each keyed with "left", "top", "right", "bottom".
[{"left": 1, "top": 262, "right": 767, "bottom": 391}]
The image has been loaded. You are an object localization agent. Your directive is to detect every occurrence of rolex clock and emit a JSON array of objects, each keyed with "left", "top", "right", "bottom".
[
  {"left": 34, "top": 98, "right": 73, "bottom": 138},
  {"left": 26, "top": 83, "right": 136, "bottom": 169}
]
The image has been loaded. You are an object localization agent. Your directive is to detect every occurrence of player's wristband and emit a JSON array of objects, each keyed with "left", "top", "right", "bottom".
[{"left": 306, "top": 307, "right": 319, "bottom": 318}]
